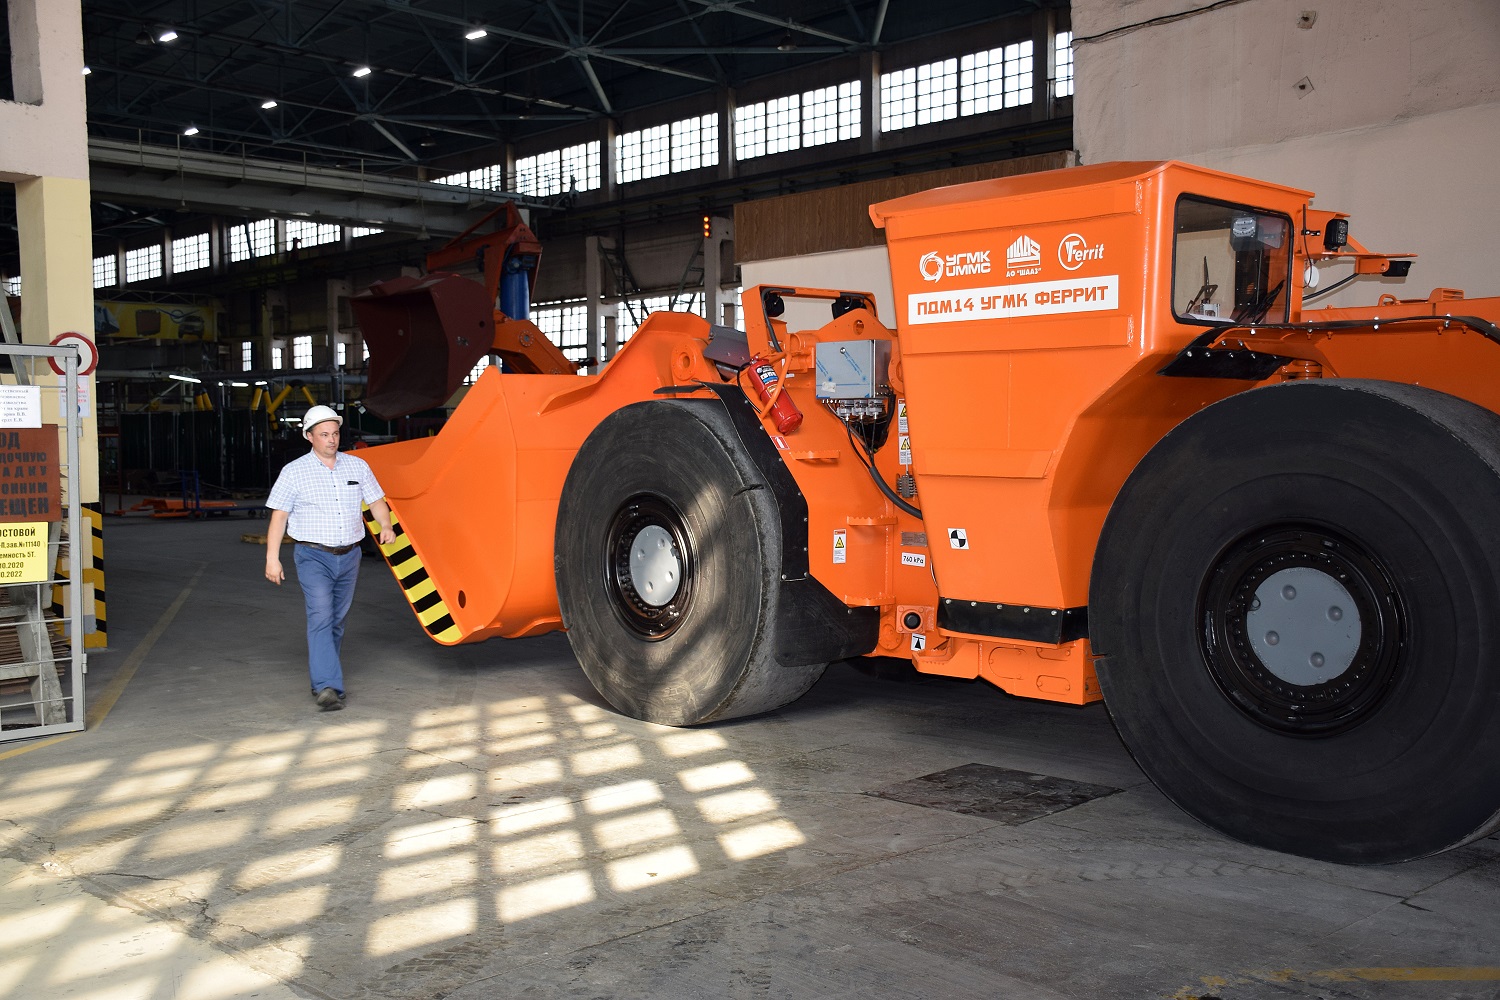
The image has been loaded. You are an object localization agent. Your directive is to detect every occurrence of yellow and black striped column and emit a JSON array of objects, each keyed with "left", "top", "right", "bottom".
[
  {"left": 363, "top": 505, "right": 461, "bottom": 643},
  {"left": 50, "top": 501, "right": 106, "bottom": 648}
]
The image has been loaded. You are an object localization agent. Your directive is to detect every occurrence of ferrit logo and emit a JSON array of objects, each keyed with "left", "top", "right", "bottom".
[
  {"left": 919, "top": 249, "right": 992, "bottom": 283},
  {"left": 1058, "top": 233, "right": 1105, "bottom": 271},
  {"left": 1005, "top": 235, "right": 1041, "bottom": 268}
]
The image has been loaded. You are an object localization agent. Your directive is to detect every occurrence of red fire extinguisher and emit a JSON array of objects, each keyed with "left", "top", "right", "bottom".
[{"left": 744, "top": 356, "right": 803, "bottom": 434}]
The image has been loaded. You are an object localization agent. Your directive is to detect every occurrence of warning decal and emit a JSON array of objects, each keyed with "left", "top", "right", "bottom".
[
  {"left": 901, "top": 552, "right": 926, "bottom": 567},
  {"left": 833, "top": 529, "right": 847, "bottom": 565},
  {"left": 911, "top": 633, "right": 927, "bottom": 651},
  {"left": 908, "top": 274, "right": 1119, "bottom": 326}
]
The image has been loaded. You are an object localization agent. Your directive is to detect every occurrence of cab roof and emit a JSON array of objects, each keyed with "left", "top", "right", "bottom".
[{"left": 869, "top": 160, "right": 1314, "bottom": 229}]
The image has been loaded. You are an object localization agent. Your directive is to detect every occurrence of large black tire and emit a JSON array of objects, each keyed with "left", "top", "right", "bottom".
[
  {"left": 1091, "top": 379, "right": 1500, "bottom": 864},
  {"left": 555, "top": 399, "right": 826, "bottom": 726}
]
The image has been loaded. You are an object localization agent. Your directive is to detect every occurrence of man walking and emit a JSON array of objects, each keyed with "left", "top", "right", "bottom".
[{"left": 265, "top": 405, "right": 396, "bottom": 711}]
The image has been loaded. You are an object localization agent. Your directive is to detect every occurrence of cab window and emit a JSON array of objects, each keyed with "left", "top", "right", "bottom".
[{"left": 1172, "top": 196, "right": 1292, "bottom": 325}]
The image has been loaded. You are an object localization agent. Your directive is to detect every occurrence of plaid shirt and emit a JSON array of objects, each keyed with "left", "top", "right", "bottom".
[{"left": 267, "top": 450, "right": 386, "bottom": 547}]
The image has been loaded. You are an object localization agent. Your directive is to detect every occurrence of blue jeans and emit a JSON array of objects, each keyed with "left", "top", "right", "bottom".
[{"left": 293, "top": 545, "right": 361, "bottom": 696}]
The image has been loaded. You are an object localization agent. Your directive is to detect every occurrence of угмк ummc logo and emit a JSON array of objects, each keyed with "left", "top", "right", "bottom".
[{"left": 919, "top": 249, "right": 992, "bottom": 283}]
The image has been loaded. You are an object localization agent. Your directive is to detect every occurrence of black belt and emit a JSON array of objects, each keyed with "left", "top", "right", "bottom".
[{"left": 297, "top": 540, "right": 360, "bottom": 555}]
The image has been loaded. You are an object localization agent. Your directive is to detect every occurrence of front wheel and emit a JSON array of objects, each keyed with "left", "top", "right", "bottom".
[
  {"left": 555, "top": 400, "right": 826, "bottom": 726},
  {"left": 1091, "top": 380, "right": 1500, "bottom": 864}
]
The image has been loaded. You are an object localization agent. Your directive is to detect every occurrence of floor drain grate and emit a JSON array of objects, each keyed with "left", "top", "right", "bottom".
[{"left": 870, "top": 762, "right": 1121, "bottom": 824}]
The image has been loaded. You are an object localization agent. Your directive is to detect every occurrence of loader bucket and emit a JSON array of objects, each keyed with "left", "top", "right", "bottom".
[{"left": 352, "top": 272, "right": 495, "bottom": 420}]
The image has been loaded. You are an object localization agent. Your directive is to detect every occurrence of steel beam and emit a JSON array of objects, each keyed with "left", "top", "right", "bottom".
[{"left": 88, "top": 138, "right": 539, "bottom": 237}]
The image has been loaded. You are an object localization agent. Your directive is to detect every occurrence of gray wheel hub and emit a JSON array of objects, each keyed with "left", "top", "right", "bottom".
[
  {"left": 1246, "top": 566, "right": 1361, "bottom": 686},
  {"left": 628, "top": 524, "right": 681, "bottom": 607}
]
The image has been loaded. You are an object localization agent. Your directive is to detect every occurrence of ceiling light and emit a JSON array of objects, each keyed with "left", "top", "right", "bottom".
[
  {"left": 157, "top": 28, "right": 178, "bottom": 42},
  {"left": 352, "top": 65, "right": 372, "bottom": 78},
  {"left": 182, "top": 125, "right": 199, "bottom": 136},
  {"left": 230, "top": 381, "right": 249, "bottom": 388},
  {"left": 168, "top": 373, "right": 202, "bottom": 383},
  {"left": 776, "top": 30, "right": 797, "bottom": 52},
  {"left": 135, "top": 28, "right": 153, "bottom": 45},
  {"left": 81, "top": 66, "right": 91, "bottom": 76},
  {"left": 261, "top": 99, "right": 278, "bottom": 109},
  {"left": 465, "top": 26, "right": 488, "bottom": 40}
]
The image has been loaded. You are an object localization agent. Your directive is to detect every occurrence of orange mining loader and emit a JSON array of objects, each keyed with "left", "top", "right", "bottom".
[{"left": 356, "top": 161, "right": 1500, "bottom": 865}]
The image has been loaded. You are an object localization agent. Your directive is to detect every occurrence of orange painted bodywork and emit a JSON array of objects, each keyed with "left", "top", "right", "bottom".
[{"left": 362, "top": 160, "right": 1500, "bottom": 707}]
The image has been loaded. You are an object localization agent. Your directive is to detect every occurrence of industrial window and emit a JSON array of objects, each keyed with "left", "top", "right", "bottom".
[
  {"left": 516, "top": 141, "right": 601, "bottom": 196},
  {"left": 736, "top": 96, "right": 802, "bottom": 159},
  {"left": 292, "top": 335, "right": 312, "bottom": 370},
  {"left": 433, "top": 163, "right": 505, "bottom": 190},
  {"left": 1054, "top": 31, "right": 1074, "bottom": 98},
  {"left": 615, "top": 293, "right": 701, "bottom": 349},
  {"left": 93, "top": 255, "right": 117, "bottom": 289},
  {"left": 739, "top": 82, "right": 860, "bottom": 159},
  {"left": 350, "top": 226, "right": 384, "bottom": 238},
  {"left": 765, "top": 96, "right": 801, "bottom": 155},
  {"left": 241, "top": 341, "right": 253, "bottom": 371},
  {"left": 125, "top": 245, "right": 163, "bottom": 283},
  {"left": 880, "top": 58, "right": 958, "bottom": 132},
  {"left": 229, "top": 220, "right": 275, "bottom": 261},
  {"left": 615, "top": 124, "right": 670, "bottom": 184},
  {"left": 733, "top": 103, "right": 767, "bottom": 160},
  {"left": 533, "top": 301, "right": 590, "bottom": 367},
  {"left": 336, "top": 341, "right": 348, "bottom": 367},
  {"left": 960, "top": 41, "right": 1033, "bottom": 114},
  {"left": 1, "top": 276, "right": 18, "bottom": 296},
  {"left": 617, "top": 117, "right": 717, "bottom": 184},
  {"left": 465, "top": 355, "right": 490, "bottom": 385},
  {"left": 172, "top": 233, "right": 210, "bottom": 273},
  {"left": 271, "top": 345, "right": 284, "bottom": 369},
  {"left": 669, "top": 114, "right": 719, "bottom": 173},
  {"left": 285, "top": 219, "right": 340, "bottom": 250},
  {"left": 803, "top": 82, "right": 861, "bottom": 146}
]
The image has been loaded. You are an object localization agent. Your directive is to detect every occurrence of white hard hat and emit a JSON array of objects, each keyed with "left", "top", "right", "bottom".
[{"left": 302, "top": 404, "right": 343, "bottom": 433}]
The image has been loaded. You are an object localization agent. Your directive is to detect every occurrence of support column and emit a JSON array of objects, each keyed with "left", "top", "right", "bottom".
[
  {"left": 584, "top": 234, "right": 605, "bottom": 373},
  {"left": 1, "top": 0, "right": 99, "bottom": 648},
  {"left": 702, "top": 217, "right": 734, "bottom": 328}
]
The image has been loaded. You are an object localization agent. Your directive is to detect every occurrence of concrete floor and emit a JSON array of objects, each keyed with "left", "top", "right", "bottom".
[{"left": 2, "top": 515, "right": 1498, "bottom": 1000}]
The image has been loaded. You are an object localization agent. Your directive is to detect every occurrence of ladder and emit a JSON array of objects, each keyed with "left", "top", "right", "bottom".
[{"left": 596, "top": 236, "right": 643, "bottom": 326}]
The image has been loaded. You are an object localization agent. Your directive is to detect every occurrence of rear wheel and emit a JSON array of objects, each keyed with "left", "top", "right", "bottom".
[
  {"left": 556, "top": 399, "right": 826, "bottom": 725},
  {"left": 1091, "top": 380, "right": 1500, "bottom": 863}
]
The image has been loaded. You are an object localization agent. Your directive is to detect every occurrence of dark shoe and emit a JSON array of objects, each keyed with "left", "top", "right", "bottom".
[{"left": 315, "top": 687, "right": 344, "bottom": 711}]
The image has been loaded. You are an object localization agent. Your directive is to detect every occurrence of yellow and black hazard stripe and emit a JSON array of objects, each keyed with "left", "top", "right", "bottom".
[
  {"left": 363, "top": 504, "right": 462, "bottom": 643},
  {"left": 50, "top": 502, "right": 107, "bottom": 648},
  {"left": 85, "top": 502, "right": 106, "bottom": 648}
]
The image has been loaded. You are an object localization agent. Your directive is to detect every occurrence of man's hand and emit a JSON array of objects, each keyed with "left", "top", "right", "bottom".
[
  {"left": 369, "top": 499, "right": 397, "bottom": 548},
  {"left": 265, "top": 508, "right": 290, "bottom": 584}
]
